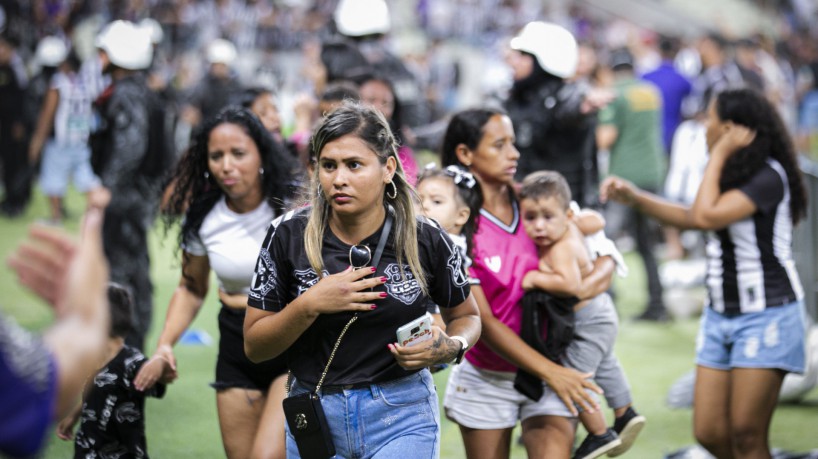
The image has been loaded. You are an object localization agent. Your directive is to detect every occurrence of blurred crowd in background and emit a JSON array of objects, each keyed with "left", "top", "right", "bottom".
[
  {"left": 3, "top": 1, "right": 818, "bottom": 457},
  {"left": 2, "top": 0, "right": 818, "bottom": 217}
]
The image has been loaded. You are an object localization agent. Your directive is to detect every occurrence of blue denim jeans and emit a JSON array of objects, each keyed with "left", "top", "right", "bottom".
[{"left": 287, "top": 370, "right": 440, "bottom": 459}]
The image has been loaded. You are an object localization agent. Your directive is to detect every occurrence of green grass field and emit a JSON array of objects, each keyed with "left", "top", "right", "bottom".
[{"left": 2, "top": 189, "right": 817, "bottom": 458}]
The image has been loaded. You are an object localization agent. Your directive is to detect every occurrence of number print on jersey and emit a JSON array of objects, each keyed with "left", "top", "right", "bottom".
[{"left": 384, "top": 264, "right": 422, "bottom": 305}]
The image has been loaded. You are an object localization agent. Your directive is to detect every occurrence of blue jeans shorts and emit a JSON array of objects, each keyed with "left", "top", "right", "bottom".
[
  {"left": 287, "top": 370, "right": 439, "bottom": 459},
  {"left": 696, "top": 301, "right": 806, "bottom": 374},
  {"left": 40, "top": 141, "right": 100, "bottom": 196}
]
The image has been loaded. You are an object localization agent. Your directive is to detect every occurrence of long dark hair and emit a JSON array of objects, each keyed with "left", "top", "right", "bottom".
[
  {"left": 715, "top": 88, "right": 807, "bottom": 224},
  {"left": 163, "top": 107, "right": 297, "bottom": 248},
  {"left": 440, "top": 107, "right": 508, "bottom": 169}
]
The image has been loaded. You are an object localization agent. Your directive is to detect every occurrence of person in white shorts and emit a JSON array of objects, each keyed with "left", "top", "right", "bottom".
[{"left": 441, "top": 108, "right": 616, "bottom": 459}]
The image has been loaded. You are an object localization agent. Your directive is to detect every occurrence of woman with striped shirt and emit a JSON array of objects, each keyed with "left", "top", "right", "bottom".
[{"left": 601, "top": 88, "right": 808, "bottom": 459}]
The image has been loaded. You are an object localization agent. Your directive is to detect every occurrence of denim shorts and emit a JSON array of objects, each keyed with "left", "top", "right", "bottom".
[
  {"left": 696, "top": 301, "right": 806, "bottom": 374},
  {"left": 287, "top": 370, "right": 439, "bottom": 459},
  {"left": 443, "top": 360, "right": 573, "bottom": 430},
  {"left": 39, "top": 141, "right": 100, "bottom": 196}
]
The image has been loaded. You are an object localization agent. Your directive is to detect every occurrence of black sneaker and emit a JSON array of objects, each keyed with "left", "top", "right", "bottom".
[
  {"left": 573, "top": 428, "right": 621, "bottom": 459},
  {"left": 608, "top": 407, "right": 646, "bottom": 457}
]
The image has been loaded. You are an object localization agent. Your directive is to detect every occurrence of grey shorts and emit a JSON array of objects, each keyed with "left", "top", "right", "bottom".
[{"left": 443, "top": 360, "right": 573, "bottom": 429}]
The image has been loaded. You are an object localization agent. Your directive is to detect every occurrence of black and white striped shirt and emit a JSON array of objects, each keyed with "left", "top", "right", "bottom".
[{"left": 705, "top": 159, "right": 803, "bottom": 313}]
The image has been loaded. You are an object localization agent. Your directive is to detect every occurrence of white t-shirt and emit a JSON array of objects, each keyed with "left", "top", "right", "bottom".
[
  {"left": 663, "top": 119, "right": 708, "bottom": 205},
  {"left": 184, "top": 197, "right": 275, "bottom": 295},
  {"left": 51, "top": 71, "right": 94, "bottom": 147}
]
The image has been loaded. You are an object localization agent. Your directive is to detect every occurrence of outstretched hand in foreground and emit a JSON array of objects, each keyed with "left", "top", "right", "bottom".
[{"left": 7, "top": 188, "right": 112, "bottom": 420}]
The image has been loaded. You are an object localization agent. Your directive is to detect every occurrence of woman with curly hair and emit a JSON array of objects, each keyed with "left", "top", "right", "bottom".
[
  {"left": 601, "top": 88, "right": 808, "bottom": 459},
  {"left": 134, "top": 107, "right": 298, "bottom": 459}
]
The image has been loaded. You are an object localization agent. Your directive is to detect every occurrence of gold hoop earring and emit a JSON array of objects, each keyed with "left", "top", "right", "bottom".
[{"left": 386, "top": 180, "right": 398, "bottom": 200}]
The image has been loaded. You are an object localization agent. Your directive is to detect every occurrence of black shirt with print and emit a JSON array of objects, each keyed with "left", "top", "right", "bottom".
[
  {"left": 74, "top": 345, "right": 165, "bottom": 459},
  {"left": 248, "top": 208, "right": 470, "bottom": 386}
]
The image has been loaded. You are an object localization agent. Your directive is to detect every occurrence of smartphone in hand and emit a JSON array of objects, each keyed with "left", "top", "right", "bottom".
[{"left": 396, "top": 312, "right": 433, "bottom": 347}]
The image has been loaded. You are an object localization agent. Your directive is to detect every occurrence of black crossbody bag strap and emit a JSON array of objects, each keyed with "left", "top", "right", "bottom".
[{"left": 370, "top": 206, "right": 393, "bottom": 271}]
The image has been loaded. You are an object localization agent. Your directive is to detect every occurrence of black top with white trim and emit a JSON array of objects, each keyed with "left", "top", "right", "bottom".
[
  {"left": 248, "top": 207, "right": 470, "bottom": 385},
  {"left": 705, "top": 159, "right": 803, "bottom": 313},
  {"left": 74, "top": 346, "right": 165, "bottom": 459}
]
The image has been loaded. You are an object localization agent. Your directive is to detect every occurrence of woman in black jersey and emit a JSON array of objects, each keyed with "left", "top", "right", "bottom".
[
  {"left": 245, "top": 102, "right": 480, "bottom": 458},
  {"left": 601, "top": 88, "right": 808, "bottom": 459}
]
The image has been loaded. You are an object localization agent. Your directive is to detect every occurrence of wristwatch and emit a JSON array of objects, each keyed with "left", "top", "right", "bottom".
[{"left": 450, "top": 335, "right": 469, "bottom": 364}]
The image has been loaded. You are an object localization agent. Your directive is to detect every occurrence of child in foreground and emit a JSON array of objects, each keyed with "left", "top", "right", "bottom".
[
  {"left": 519, "top": 171, "right": 644, "bottom": 459},
  {"left": 57, "top": 283, "right": 174, "bottom": 458}
]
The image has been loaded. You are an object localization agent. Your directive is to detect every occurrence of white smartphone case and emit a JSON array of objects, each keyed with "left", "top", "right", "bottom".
[{"left": 396, "top": 312, "right": 433, "bottom": 347}]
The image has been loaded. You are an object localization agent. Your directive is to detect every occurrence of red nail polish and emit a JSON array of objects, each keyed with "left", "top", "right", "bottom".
[
  {"left": 370, "top": 267, "right": 376, "bottom": 272},
  {"left": 370, "top": 305, "right": 377, "bottom": 309},
  {"left": 379, "top": 292, "right": 387, "bottom": 298},
  {"left": 379, "top": 276, "right": 387, "bottom": 282}
]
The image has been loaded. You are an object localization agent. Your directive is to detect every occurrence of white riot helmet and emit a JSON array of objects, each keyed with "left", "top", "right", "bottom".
[
  {"left": 206, "top": 39, "right": 237, "bottom": 65},
  {"left": 35, "top": 36, "right": 68, "bottom": 67},
  {"left": 334, "top": 0, "right": 390, "bottom": 37},
  {"left": 510, "top": 21, "right": 578, "bottom": 79},
  {"left": 96, "top": 20, "right": 153, "bottom": 70},
  {"left": 138, "top": 18, "right": 164, "bottom": 45}
]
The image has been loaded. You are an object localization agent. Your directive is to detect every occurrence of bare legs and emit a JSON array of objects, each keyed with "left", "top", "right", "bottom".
[
  {"left": 693, "top": 365, "right": 785, "bottom": 459},
  {"left": 521, "top": 415, "right": 576, "bottom": 459},
  {"left": 214, "top": 373, "right": 288, "bottom": 459},
  {"left": 459, "top": 415, "right": 575, "bottom": 459},
  {"left": 250, "top": 373, "right": 288, "bottom": 459},
  {"left": 460, "top": 426, "right": 512, "bottom": 459},
  {"left": 217, "top": 388, "right": 266, "bottom": 459}
]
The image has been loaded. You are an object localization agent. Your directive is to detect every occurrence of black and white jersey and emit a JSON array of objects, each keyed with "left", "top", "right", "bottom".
[
  {"left": 705, "top": 159, "right": 803, "bottom": 313},
  {"left": 74, "top": 346, "right": 165, "bottom": 459},
  {"left": 248, "top": 207, "right": 470, "bottom": 385}
]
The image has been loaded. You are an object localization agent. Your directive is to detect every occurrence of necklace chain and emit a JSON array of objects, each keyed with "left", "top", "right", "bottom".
[
  {"left": 314, "top": 314, "right": 358, "bottom": 392},
  {"left": 286, "top": 313, "right": 359, "bottom": 396}
]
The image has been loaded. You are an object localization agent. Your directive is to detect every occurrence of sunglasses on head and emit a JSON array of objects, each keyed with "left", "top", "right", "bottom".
[{"left": 349, "top": 244, "right": 372, "bottom": 269}]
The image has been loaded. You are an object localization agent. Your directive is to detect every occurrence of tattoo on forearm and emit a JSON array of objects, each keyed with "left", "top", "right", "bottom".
[{"left": 430, "top": 336, "right": 457, "bottom": 363}]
